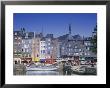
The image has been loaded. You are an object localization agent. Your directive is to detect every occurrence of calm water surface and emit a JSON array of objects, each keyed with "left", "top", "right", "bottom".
[{"left": 26, "top": 70, "right": 63, "bottom": 75}]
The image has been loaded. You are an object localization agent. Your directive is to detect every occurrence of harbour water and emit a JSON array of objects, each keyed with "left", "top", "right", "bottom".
[
  {"left": 14, "top": 70, "right": 71, "bottom": 75},
  {"left": 15, "top": 70, "right": 81, "bottom": 75},
  {"left": 13, "top": 64, "right": 72, "bottom": 75},
  {"left": 26, "top": 70, "right": 63, "bottom": 75},
  {"left": 13, "top": 63, "right": 96, "bottom": 75},
  {"left": 14, "top": 63, "right": 72, "bottom": 75}
]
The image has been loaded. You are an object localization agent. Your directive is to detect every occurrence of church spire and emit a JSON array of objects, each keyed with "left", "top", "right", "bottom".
[
  {"left": 68, "top": 24, "right": 73, "bottom": 40},
  {"left": 42, "top": 26, "right": 43, "bottom": 35},
  {"left": 69, "top": 24, "right": 71, "bottom": 35}
]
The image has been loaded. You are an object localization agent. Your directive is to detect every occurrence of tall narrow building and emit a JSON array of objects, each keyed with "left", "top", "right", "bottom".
[
  {"left": 68, "top": 24, "right": 73, "bottom": 40},
  {"left": 69, "top": 24, "right": 71, "bottom": 35},
  {"left": 32, "top": 32, "right": 40, "bottom": 62}
]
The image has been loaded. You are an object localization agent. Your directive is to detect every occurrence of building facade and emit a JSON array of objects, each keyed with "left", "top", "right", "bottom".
[
  {"left": 40, "top": 38, "right": 46, "bottom": 62},
  {"left": 13, "top": 31, "right": 22, "bottom": 58},
  {"left": 21, "top": 38, "right": 32, "bottom": 58},
  {"left": 32, "top": 36, "right": 41, "bottom": 62},
  {"left": 13, "top": 25, "right": 97, "bottom": 65}
]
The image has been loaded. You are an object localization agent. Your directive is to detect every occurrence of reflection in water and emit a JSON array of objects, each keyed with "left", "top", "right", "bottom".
[
  {"left": 14, "top": 64, "right": 73, "bottom": 75},
  {"left": 14, "top": 70, "right": 71, "bottom": 75},
  {"left": 14, "top": 70, "right": 78, "bottom": 75},
  {"left": 14, "top": 67, "right": 72, "bottom": 75},
  {"left": 26, "top": 71, "right": 62, "bottom": 75}
]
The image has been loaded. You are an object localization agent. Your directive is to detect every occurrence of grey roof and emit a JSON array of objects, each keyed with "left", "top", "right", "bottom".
[{"left": 41, "top": 37, "right": 45, "bottom": 41}]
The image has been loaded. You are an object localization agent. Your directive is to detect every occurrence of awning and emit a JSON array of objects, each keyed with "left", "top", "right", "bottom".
[
  {"left": 85, "top": 57, "right": 95, "bottom": 60},
  {"left": 40, "top": 59, "right": 46, "bottom": 62}
]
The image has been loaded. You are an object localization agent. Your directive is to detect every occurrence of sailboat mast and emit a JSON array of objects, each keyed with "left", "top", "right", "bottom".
[{"left": 34, "top": 32, "right": 35, "bottom": 62}]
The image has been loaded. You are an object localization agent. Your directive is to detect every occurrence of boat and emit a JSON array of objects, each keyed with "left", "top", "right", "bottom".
[
  {"left": 26, "top": 64, "right": 59, "bottom": 71},
  {"left": 71, "top": 66, "right": 86, "bottom": 75},
  {"left": 71, "top": 66, "right": 96, "bottom": 75}
]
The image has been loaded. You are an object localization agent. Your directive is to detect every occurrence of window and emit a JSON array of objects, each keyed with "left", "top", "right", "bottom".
[
  {"left": 69, "top": 44, "right": 71, "bottom": 47},
  {"left": 85, "top": 53, "right": 87, "bottom": 55},
  {"left": 15, "top": 37, "right": 17, "bottom": 39},
  {"left": 18, "top": 37, "right": 21, "bottom": 39},
  {"left": 48, "top": 39, "right": 51, "bottom": 41},
  {"left": 43, "top": 50, "right": 45, "bottom": 54},
  {"left": 27, "top": 49, "right": 28, "bottom": 52},
  {"left": 24, "top": 45, "right": 27, "bottom": 48},
  {"left": 41, "top": 50, "right": 42, "bottom": 54},
  {"left": 28, "top": 54, "right": 30, "bottom": 57},
  {"left": 74, "top": 49, "right": 76, "bottom": 52},
  {"left": 75, "top": 46, "right": 77, "bottom": 48},
  {"left": 25, "top": 49, "right": 27, "bottom": 53},
  {"left": 80, "top": 53, "right": 82, "bottom": 55},
  {"left": 22, "top": 40, "right": 24, "bottom": 43},
  {"left": 84, "top": 42, "right": 87, "bottom": 46},
  {"left": 48, "top": 47, "right": 50, "bottom": 49},
  {"left": 62, "top": 47, "right": 64, "bottom": 49},
  {"left": 48, "top": 43, "right": 50, "bottom": 45},
  {"left": 75, "top": 53, "right": 79, "bottom": 55},
  {"left": 37, "top": 54, "right": 39, "bottom": 57},
  {"left": 14, "top": 50, "right": 17, "bottom": 53},
  {"left": 15, "top": 33, "right": 17, "bottom": 35},
  {"left": 79, "top": 49, "right": 81, "bottom": 51},
  {"left": 48, "top": 56, "right": 51, "bottom": 58},
  {"left": 18, "top": 50, "right": 20, "bottom": 52},
  {"left": 88, "top": 53, "right": 90, "bottom": 55},
  {"left": 18, "top": 42, "right": 21, "bottom": 45},
  {"left": 23, "top": 49, "right": 25, "bottom": 52},
  {"left": 48, "top": 51, "right": 50, "bottom": 54},
  {"left": 29, "top": 55, "right": 31, "bottom": 57},
  {"left": 28, "top": 44, "right": 30, "bottom": 47},
  {"left": 29, "top": 40, "right": 31, "bottom": 43},
  {"left": 87, "top": 47, "right": 90, "bottom": 50}
]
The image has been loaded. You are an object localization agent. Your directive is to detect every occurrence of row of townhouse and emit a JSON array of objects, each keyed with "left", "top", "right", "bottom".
[
  {"left": 13, "top": 24, "right": 97, "bottom": 64},
  {"left": 57, "top": 24, "right": 97, "bottom": 65},
  {"left": 13, "top": 29, "right": 58, "bottom": 64}
]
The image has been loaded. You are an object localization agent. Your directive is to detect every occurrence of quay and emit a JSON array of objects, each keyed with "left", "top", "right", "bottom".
[
  {"left": 71, "top": 65, "right": 97, "bottom": 75},
  {"left": 13, "top": 63, "right": 26, "bottom": 75}
]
